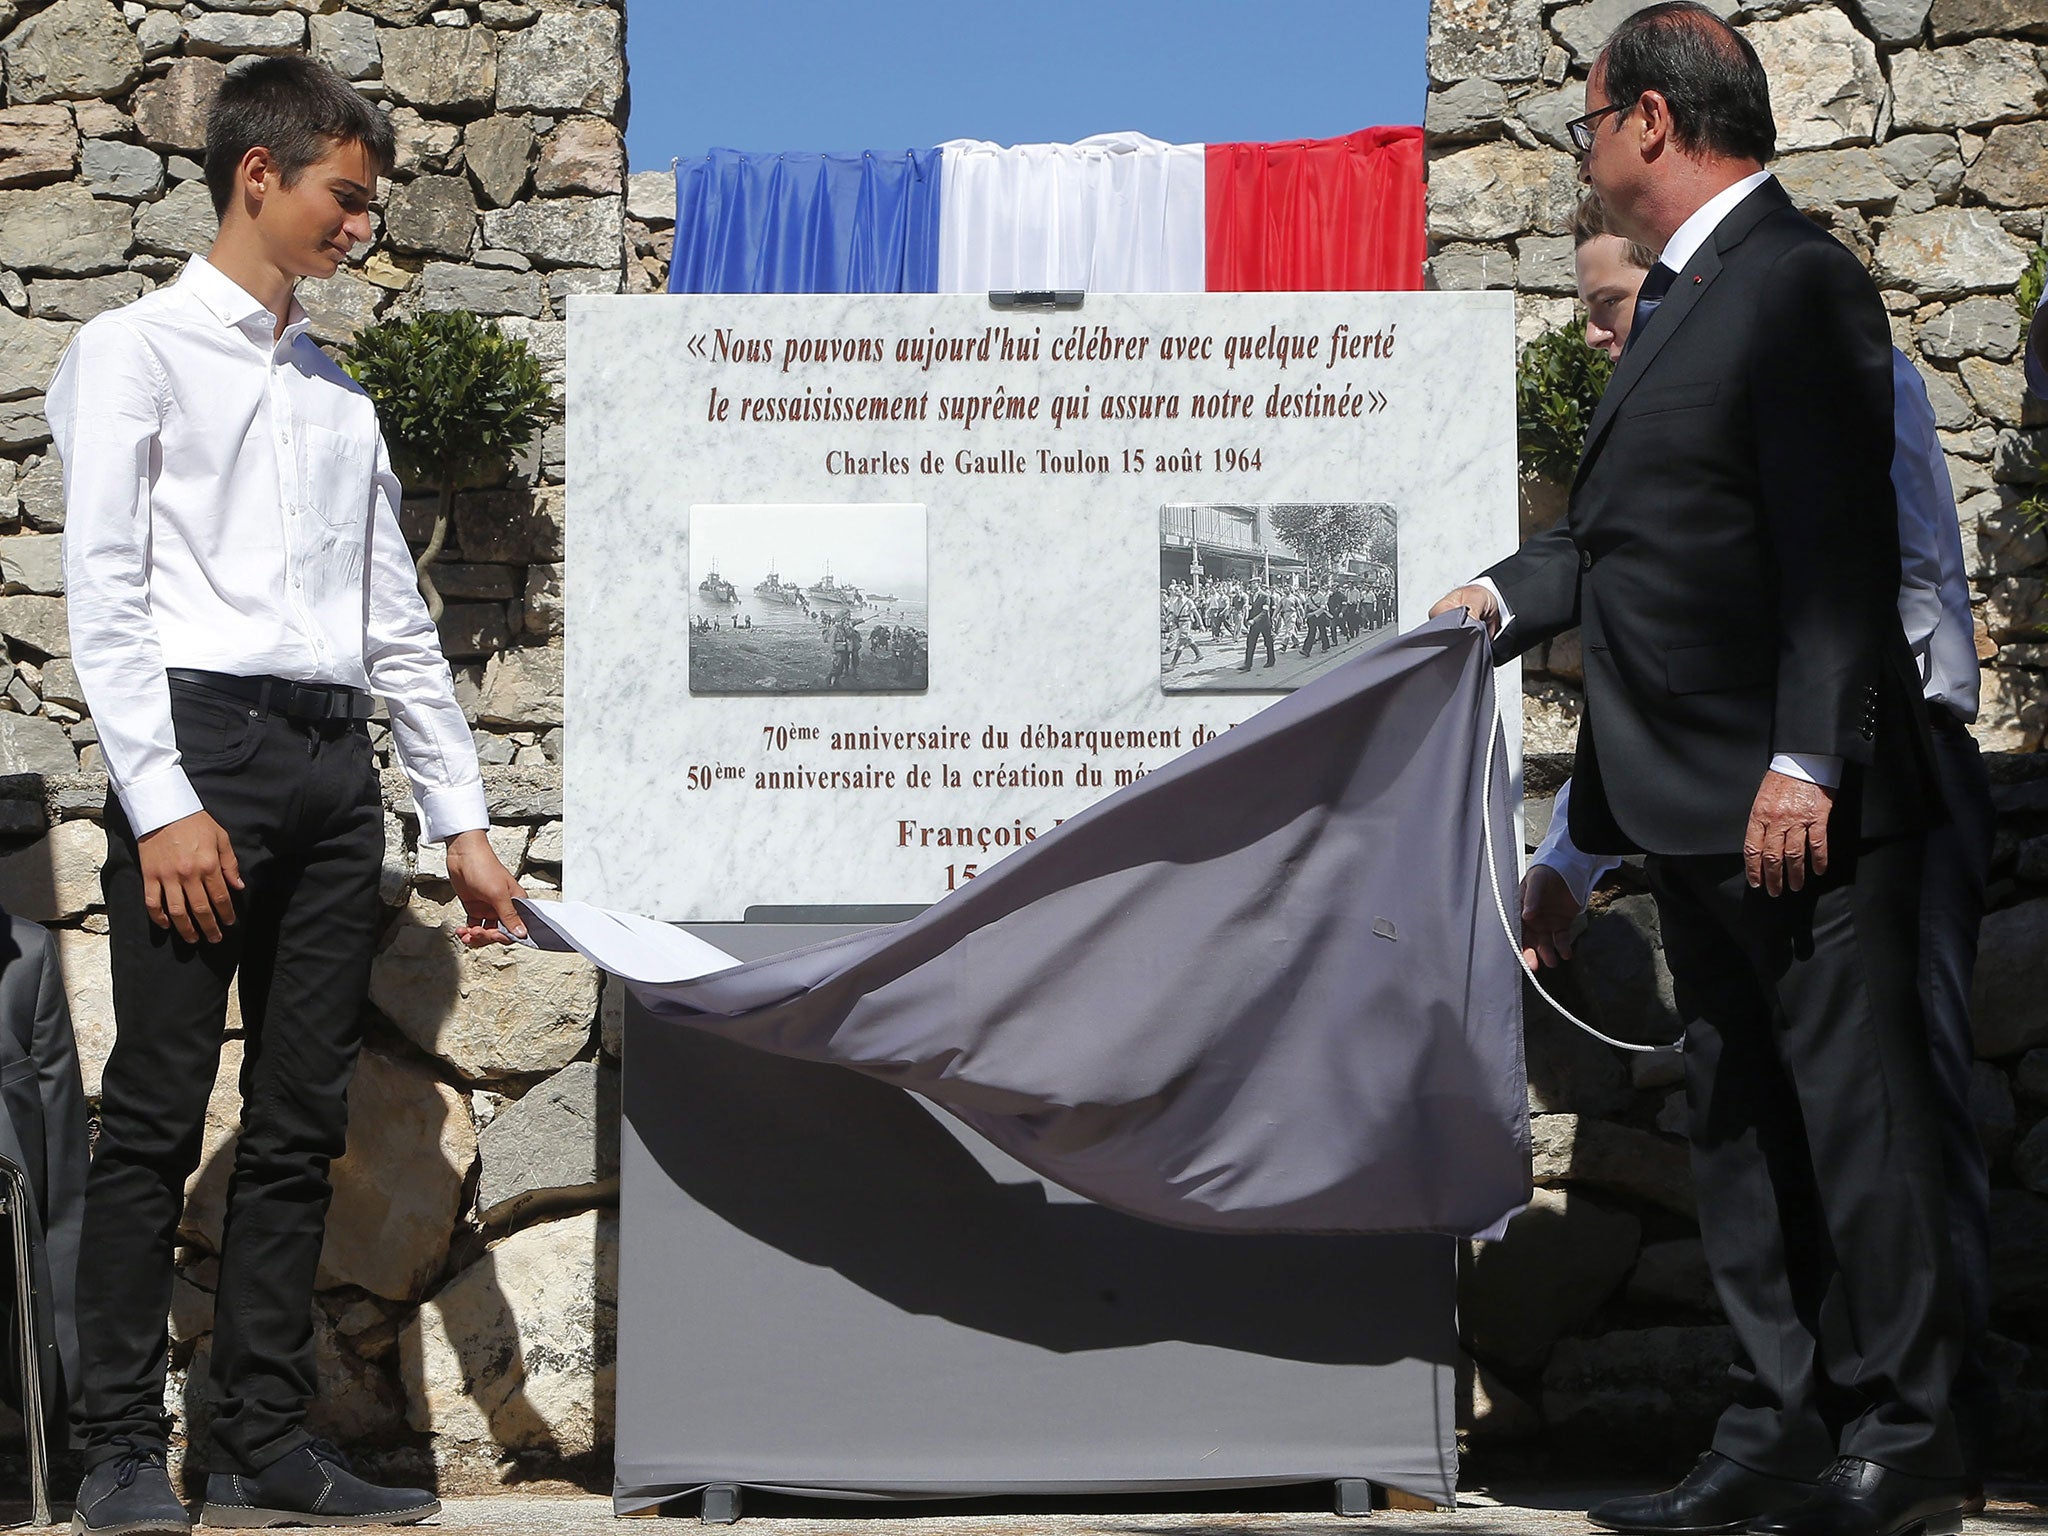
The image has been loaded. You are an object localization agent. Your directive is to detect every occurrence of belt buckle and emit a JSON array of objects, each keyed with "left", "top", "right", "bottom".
[{"left": 285, "top": 683, "right": 332, "bottom": 722}]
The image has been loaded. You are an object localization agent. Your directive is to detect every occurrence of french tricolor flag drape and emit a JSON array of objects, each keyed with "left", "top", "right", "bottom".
[{"left": 667, "top": 128, "right": 1424, "bottom": 296}]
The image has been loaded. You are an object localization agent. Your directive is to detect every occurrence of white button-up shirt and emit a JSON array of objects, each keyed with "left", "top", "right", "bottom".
[{"left": 48, "top": 256, "right": 488, "bottom": 841}]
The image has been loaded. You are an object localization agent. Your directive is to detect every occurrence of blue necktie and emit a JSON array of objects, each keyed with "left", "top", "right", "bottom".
[{"left": 1625, "top": 263, "right": 1678, "bottom": 354}]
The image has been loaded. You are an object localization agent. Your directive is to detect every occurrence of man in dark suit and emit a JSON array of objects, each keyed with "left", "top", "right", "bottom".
[{"left": 1433, "top": 8, "right": 1964, "bottom": 1536}]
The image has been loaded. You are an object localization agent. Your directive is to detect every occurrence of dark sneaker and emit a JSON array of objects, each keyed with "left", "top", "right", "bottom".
[
  {"left": 72, "top": 1438, "right": 190, "bottom": 1535},
  {"left": 198, "top": 1441, "right": 438, "bottom": 1529}
]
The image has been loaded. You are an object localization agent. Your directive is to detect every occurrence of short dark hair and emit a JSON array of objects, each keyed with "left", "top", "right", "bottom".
[
  {"left": 1572, "top": 193, "right": 1659, "bottom": 270},
  {"left": 1598, "top": 1, "right": 1776, "bottom": 166},
  {"left": 203, "top": 55, "right": 396, "bottom": 218}
]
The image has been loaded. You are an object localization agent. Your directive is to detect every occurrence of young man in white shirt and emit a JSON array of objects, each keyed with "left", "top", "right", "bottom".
[{"left": 50, "top": 56, "right": 526, "bottom": 1534}]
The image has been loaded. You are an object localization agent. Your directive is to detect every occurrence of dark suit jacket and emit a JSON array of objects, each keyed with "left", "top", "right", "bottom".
[
  {"left": 1485, "top": 179, "right": 1933, "bottom": 857},
  {"left": 0, "top": 913, "right": 88, "bottom": 1437}
]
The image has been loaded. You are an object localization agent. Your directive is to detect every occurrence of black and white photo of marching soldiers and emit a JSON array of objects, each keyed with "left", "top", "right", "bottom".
[
  {"left": 688, "top": 504, "right": 929, "bottom": 694},
  {"left": 1158, "top": 503, "right": 1397, "bottom": 693}
]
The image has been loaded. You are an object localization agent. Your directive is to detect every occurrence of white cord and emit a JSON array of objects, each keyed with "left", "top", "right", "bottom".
[{"left": 1480, "top": 707, "right": 1687, "bottom": 1055}]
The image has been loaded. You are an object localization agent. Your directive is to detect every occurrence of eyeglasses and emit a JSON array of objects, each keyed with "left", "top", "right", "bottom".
[{"left": 1566, "top": 97, "right": 1641, "bottom": 153}]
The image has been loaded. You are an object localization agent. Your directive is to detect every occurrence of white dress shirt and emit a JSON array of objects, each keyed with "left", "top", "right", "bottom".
[
  {"left": 1537, "top": 351, "right": 1980, "bottom": 894},
  {"left": 48, "top": 257, "right": 488, "bottom": 841}
]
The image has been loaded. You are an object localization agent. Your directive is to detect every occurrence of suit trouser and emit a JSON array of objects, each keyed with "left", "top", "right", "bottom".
[
  {"left": 77, "top": 685, "right": 383, "bottom": 1472},
  {"left": 1648, "top": 836, "right": 1963, "bottom": 1481},
  {"left": 1917, "top": 715, "right": 1994, "bottom": 1472},
  {"left": 1242, "top": 613, "right": 1274, "bottom": 668}
]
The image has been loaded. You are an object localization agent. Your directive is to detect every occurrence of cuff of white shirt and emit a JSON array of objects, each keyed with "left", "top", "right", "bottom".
[
  {"left": 1472, "top": 576, "right": 1514, "bottom": 636},
  {"left": 1769, "top": 752, "right": 1843, "bottom": 789},
  {"left": 118, "top": 765, "right": 206, "bottom": 840},
  {"left": 415, "top": 780, "right": 490, "bottom": 844}
]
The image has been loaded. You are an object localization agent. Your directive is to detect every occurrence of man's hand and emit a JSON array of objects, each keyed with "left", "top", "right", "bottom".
[
  {"left": 1429, "top": 584, "right": 1502, "bottom": 637},
  {"left": 137, "top": 810, "right": 244, "bottom": 944},
  {"left": 1744, "top": 769, "right": 1834, "bottom": 896},
  {"left": 445, "top": 830, "right": 528, "bottom": 947},
  {"left": 1520, "top": 864, "right": 1582, "bottom": 970}
]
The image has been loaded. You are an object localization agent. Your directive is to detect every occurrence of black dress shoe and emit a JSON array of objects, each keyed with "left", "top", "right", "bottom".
[
  {"left": 1591, "top": 1452, "right": 1816, "bottom": 1534},
  {"left": 1747, "top": 1458, "right": 1966, "bottom": 1536},
  {"left": 198, "top": 1440, "right": 438, "bottom": 1528}
]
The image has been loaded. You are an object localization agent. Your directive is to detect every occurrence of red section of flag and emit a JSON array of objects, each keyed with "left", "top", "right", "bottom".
[{"left": 1204, "top": 127, "right": 1426, "bottom": 292}]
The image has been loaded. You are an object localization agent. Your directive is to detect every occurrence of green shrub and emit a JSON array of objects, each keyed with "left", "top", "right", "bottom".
[
  {"left": 345, "top": 310, "right": 550, "bottom": 619},
  {"left": 2016, "top": 244, "right": 2046, "bottom": 321},
  {"left": 1517, "top": 324, "right": 1612, "bottom": 485}
]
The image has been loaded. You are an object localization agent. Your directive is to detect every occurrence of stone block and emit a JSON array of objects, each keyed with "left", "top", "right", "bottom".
[
  {"left": 14, "top": 454, "right": 62, "bottom": 529},
  {"left": 1772, "top": 147, "right": 1897, "bottom": 211},
  {"left": 1531, "top": 1111, "right": 1696, "bottom": 1216},
  {"left": 1543, "top": 1326, "right": 1736, "bottom": 1462},
  {"left": 496, "top": 8, "right": 624, "bottom": 114},
  {"left": 0, "top": 398, "right": 48, "bottom": 452},
  {"left": 1850, "top": 0, "right": 1935, "bottom": 44},
  {"left": 1428, "top": 244, "right": 1516, "bottom": 291},
  {"left": 475, "top": 1058, "right": 618, "bottom": 1226},
  {"left": 0, "top": 593, "right": 66, "bottom": 655},
  {"left": 1461, "top": 1187, "right": 1639, "bottom": 1371},
  {"left": 480, "top": 195, "right": 622, "bottom": 270},
  {"left": 54, "top": 926, "right": 112, "bottom": 1097},
  {"left": 1965, "top": 119, "right": 2048, "bottom": 207},
  {"left": 0, "top": 104, "right": 76, "bottom": 189},
  {"left": 1626, "top": 1238, "right": 1720, "bottom": 1314},
  {"left": 1426, "top": 0, "right": 1545, "bottom": 82},
  {"left": 625, "top": 168, "right": 674, "bottom": 227},
  {"left": 1424, "top": 78, "right": 1508, "bottom": 142},
  {"left": 522, "top": 562, "right": 562, "bottom": 638},
  {"left": 436, "top": 600, "right": 510, "bottom": 660},
  {"left": 0, "top": 310, "right": 75, "bottom": 402},
  {"left": 1973, "top": 898, "right": 2048, "bottom": 1056},
  {"left": 344, "top": 0, "right": 437, "bottom": 21},
  {"left": 1564, "top": 893, "right": 1684, "bottom": 1050},
  {"left": 398, "top": 1207, "right": 617, "bottom": 1454},
  {"left": 0, "top": 817, "right": 103, "bottom": 921},
  {"left": 0, "top": 530, "right": 62, "bottom": 592},
  {"left": 131, "top": 58, "right": 227, "bottom": 155},
  {"left": 1920, "top": 295, "right": 2023, "bottom": 361},
  {"left": 80, "top": 138, "right": 163, "bottom": 201},
  {"left": 0, "top": 184, "right": 132, "bottom": 276},
  {"left": 1890, "top": 39, "right": 2046, "bottom": 131},
  {"left": 298, "top": 269, "right": 383, "bottom": 347},
  {"left": 1959, "top": 354, "right": 2030, "bottom": 425},
  {"left": 28, "top": 271, "right": 143, "bottom": 322},
  {"left": 306, "top": 1300, "right": 407, "bottom": 1445},
  {"left": 1876, "top": 208, "right": 2033, "bottom": 296},
  {"left": 381, "top": 26, "right": 497, "bottom": 114},
  {"left": 1, "top": 0, "right": 144, "bottom": 105},
  {"left": 369, "top": 893, "right": 594, "bottom": 1081},
  {"left": 388, "top": 106, "right": 462, "bottom": 178},
  {"left": 1878, "top": 132, "right": 1965, "bottom": 198},
  {"left": 384, "top": 174, "right": 477, "bottom": 260},
  {"left": 132, "top": 180, "right": 218, "bottom": 260},
  {"left": 476, "top": 642, "right": 562, "bottom": 729},
  {"left": 1514, "top": 234, "right": 1577, "bottom": 295},
  {"left": 1742, "top": 8, "right": 1885, "bottom": 150},
  {"left": 535, "top": 116, "right": 623, "bottom": 196},
  {"left": 309, "top": 10, "right": 382, "bottom": 81},
  {"left": 1931, "top": 0, "right": 2048, "bottom": 40},
  {"left": 463, "top": 115, "right": 531, "bottom": 208},
  {"left": 1513, "top": 84, "right": 1586, "bottom": 154},
  {"left": 183, "top": 10, "right": 305, "bottom": 55},
  {"left": 1556, "top": 0, "right": 1738, "bottom": 60},
  {"left": 315, "top": 1048, "right": 477, "bottom": 1302},
  {"left": 1428, "top": 142, "right": 1579, "bottom": 244},
  {"left": 135, "top": 10, "right": 180, "bottom": 60},
  {"left": 433, "top": 562, "right": 519, "bottom": 601},
  {"left": 456, "top": 483, "right": 563, "bottom": 564},
  {"left": 414, "top": 261, "right": 542, "bottom": 318}
]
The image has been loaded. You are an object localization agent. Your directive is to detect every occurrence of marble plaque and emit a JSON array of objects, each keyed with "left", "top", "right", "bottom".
[{"left": 566, "top": 293, "right": 1519, "bottom": 920}]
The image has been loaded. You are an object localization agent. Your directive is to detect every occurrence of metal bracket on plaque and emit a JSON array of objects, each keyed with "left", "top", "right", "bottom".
[{"left": 987, "top": 290, "right": 1086, "bottom": 310}]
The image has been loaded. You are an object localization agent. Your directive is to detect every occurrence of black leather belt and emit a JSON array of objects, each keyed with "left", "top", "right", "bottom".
[{"left": 166, "top": 668, "right": 374, "bottom": 723}]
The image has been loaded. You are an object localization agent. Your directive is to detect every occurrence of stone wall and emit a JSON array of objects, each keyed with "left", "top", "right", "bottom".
[
  {"left": 1426, "top": 0, "right": 2048, "bottom": 1474},
  {"left": 0, "top": 0, "right": 671, "bottom": 1489}
]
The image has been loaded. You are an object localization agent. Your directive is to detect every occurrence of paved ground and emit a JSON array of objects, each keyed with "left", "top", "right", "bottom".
[{"left": 8, "top": 1486, "right": 2044, "bottom": 1532}]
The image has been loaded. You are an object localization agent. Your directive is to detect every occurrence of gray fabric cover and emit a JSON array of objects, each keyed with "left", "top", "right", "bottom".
[{"left": 529, "top": 614, "right": 1530, "bottom": 1238}]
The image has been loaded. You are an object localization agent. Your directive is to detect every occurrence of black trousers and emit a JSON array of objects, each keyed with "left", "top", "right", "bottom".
[
  {"left": 1241, "top": 612, "right": 1274, "bottom": 668},
  {"left": 1919, "top": 716, "right": 1994, "bottom": 1474},
  {"left": 1648, "top": 834, "right": 1962, "bottom": 1481},
  {"left": 78, "top": 684, "right": 384, "bottom": 1472}
]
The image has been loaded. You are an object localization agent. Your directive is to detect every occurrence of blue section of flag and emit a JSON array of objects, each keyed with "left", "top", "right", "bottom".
[{"left": 667, "top": 148, "right": 943, "bottom": 294}]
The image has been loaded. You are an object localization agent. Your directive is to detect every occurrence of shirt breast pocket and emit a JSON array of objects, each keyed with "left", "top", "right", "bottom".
[{"left": 301, "top": 422, "right": 372, "bottom": 533}]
